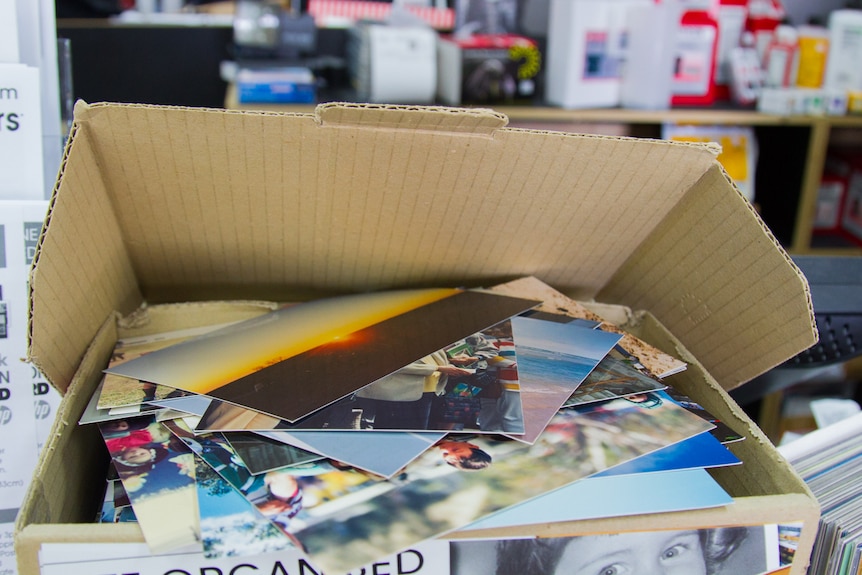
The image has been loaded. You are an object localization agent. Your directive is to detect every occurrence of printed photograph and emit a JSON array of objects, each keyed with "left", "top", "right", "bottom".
[
  {"left": 467, "top": 467, "right": 733, "bottom": 531},
  {"left": 487, "top": 276, "right": 687, "bottom": 378},
  {"left": 105, "top": 289, "right": 538, "bottom": 423},
  {"left": 196, "top": 400, "right": 282, "bottom": 432},
  {"left": 562, "top": 347, "right": 668, "bottom": 408},
  {"left": 279, "top": 394, "right": 714, "bottom": 574},
  {"left": 163, "top": 418, "right": 364, "bottom": 553},
  {"left": 778, "top": 523, "right": 802, "bottom": 567},
  {"left": 662, "top": 386, "right": 745, "bottom": 444},
  {"left": 256, "top": 429, "right": 447, "bottom": 479},
  {"left": 448, "top": 524, "right": 780, "bottom": 575},
  {"left": 198, "top": 320, "right": 528, "bottom": 435},
  {"left": 163, "top": 420, "right": 259, "bottom": 493},
  {"left": 97, "top": 480, "right": 118, "bottom": 523},
  {"left": 192, "top": 453, "right": 294, "bottom": 558},
  {"left": 97, "top": 322, "right": 233, "bottom": 410},
  {"left": 592, "top": 428, "right": 741, "bottom": 478},
  {"left": 97, "top": 415, "right": 201, "bottom": 553},
  {"left": 222, "top": 431, "right": 323, "bottom": 475},
  {"left": 507, "top": 315, "right": 624, "bottom": 443},
  {"left": 79, "top": 378, "right": 164, "bottom": 425}
]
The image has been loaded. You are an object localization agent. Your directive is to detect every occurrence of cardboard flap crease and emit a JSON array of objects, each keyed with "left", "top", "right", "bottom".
[{"left": 28, "top": 102, "right": 816, "bottom": 396}]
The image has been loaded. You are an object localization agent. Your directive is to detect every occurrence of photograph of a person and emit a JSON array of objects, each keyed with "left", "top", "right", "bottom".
[
  {"left": 285, "top": 395, "right": 714, "bottom": 575},
  {"left": 449, "top": 524, "right": 781, "bottom": 575},
  {"left": 97, "top": 415, "right": 201, "bottom": 554},
  {"left": 163, "top": 419, "right": 258, "bottom": 492},
  {"left": 354, "top": 319, "right": 526, "bottom": 434},
  {"left": 163, "top": 417, "right": 364, "bottom": 550},
  {"left": 662, "top": 386, "right": 745, "bottom": 444}
]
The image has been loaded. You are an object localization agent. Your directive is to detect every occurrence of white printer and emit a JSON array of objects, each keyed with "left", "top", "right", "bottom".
[{"left": 348, "top": 21, "right": 438, "bottom": 104}]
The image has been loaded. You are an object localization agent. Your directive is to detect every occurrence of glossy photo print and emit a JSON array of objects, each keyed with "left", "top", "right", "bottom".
[
  {"left": 449, "top": 524, "right": 781, "bottom": 575},
  {"left": 97, "top": 415, "right": 201, "bottom": 554},
  {"left": 105, "top": 289, "right": 538, "bottom": 422},
  {"left": 192, "top": 453, "right": 294, "bottom": 558},
  {"left": 281, "top": 394, "right": 714, "bottom": 574},
  {"left": 506, "top": 315, "right": 624, "bottom": 443},
  {"left": 562, "top": 348, "right": 668, "bottom": 408},
  {"left": 97, "top": 322, "right": 234, "bottom": 410}
]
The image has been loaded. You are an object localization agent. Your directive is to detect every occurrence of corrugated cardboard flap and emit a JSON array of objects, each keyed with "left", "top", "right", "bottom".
[
  {"left": 28, "top": 102, "right": 143, "bottom": 395},
  {"left": 27, "top": 101, "right": 813, "bottom": 395},
  {"left": 600, "top": 163, "right": 817, "bottom": 390}
]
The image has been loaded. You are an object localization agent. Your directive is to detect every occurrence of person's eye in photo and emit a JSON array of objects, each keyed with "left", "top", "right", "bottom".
[
  {"left": 594, "top": 563, "right": 627, "bottom": 575},
  {"left": 661, "top": 531, "right": 702, "bottom": 562},
  {"left": 554, "top": 529, "right": 710, "bottom": 575}
]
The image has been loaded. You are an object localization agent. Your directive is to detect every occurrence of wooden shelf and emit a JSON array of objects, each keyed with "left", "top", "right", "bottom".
[{"left": 490, "top": 106, "right": 848, "bottom": 127}]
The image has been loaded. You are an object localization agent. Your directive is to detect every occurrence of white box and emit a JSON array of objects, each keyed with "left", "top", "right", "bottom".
[
  {"left": 546, "top": 0, "right": 649, "bottom": 109},
  {"left": 348, "top": 23, "right": 437, "bottom": 104}
]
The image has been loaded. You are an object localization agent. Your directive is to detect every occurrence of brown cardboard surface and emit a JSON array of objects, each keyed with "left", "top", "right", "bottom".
[
  {"left": 16, "top": 297, "right": 819, "bottom": 575},
  {"left": 19, "top": 102, "right": 820, "bottom": 573},
  {"left": 601, "top": 163, "right": 817, "bottom": 390},
  {"left": 28, "top": 102, "right": 815, "bottom": 397}
]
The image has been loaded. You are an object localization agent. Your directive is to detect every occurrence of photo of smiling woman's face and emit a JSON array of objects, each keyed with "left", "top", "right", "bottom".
[{"left": 553, "top": 529, "right": 707, "bottom": 575}]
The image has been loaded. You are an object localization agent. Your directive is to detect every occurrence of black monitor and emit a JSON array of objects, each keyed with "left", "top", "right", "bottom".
[{"left": 730, "top": 255, "right": 862, "bottom": 405}]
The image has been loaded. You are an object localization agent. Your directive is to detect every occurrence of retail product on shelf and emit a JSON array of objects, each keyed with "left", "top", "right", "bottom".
[
  {"left": 824, "top": 9, "right": 862, "bottom": 95},
  {"left": 348, "top": 22, "right": 438, "bottom": 105},
  {"left": 235, "top": 66, "right": 317, "bottom": 104},
  {"left": 546, "top": 0, "right": 650, "bottom": 109},
  {"left": 437, "top": 32, "right": 540, "bottom": 106},
  {"left": 816, "top": 150, "right": 862, "bottom": 247},
  {"left": 671, "top": 3, "right": 720, "bottom": 106}
]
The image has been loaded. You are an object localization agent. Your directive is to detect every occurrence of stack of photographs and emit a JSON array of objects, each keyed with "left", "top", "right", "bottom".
[
  {"left": 80, "top": 278, "right": 793, "bottom": 574},
  {"left": 779, "top": 412, "right": 862, "bottom": 574}
]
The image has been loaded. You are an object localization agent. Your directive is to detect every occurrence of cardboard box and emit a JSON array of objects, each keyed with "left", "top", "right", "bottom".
[{"left": 16, "top": 101, "right": 820, "bottom": 573}]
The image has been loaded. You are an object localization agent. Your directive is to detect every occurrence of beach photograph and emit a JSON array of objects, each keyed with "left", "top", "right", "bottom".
[{"left": 507, "top": 315, "right": 623, "bottom": 443}]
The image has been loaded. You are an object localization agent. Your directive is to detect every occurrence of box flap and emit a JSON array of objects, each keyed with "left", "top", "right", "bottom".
[
  {"left": 28, "top": 102, "right": 143, "bottom": 395},
  {"left": 600, "top": 163, "right": 817, "bottom": 390},
  {"left": 28, "top": 101, "right": 811, "bottom": 394}
]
